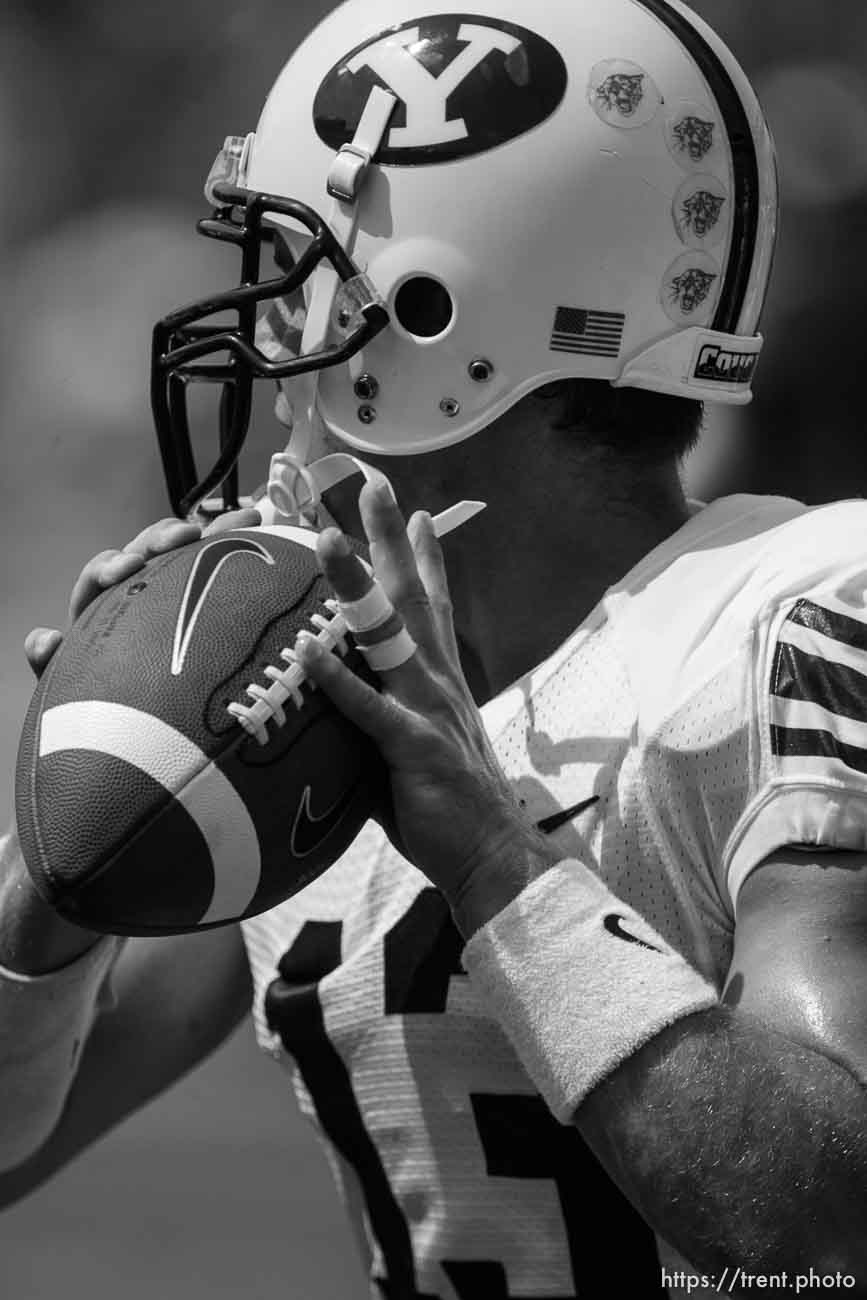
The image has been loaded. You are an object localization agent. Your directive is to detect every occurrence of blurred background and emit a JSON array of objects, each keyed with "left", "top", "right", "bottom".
[{"left": 2, "top": 1, "right": 867, "bottom": 1296}]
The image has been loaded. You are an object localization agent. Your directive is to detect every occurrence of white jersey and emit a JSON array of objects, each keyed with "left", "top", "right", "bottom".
[{"left": 242, "top": 494, "right": 867, "bottom": 1299}]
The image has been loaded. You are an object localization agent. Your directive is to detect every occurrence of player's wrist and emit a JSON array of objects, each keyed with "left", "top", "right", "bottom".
[
  {"left": 449, "top": 824, "right": 563, "bottom": 940},
  {"left": 0, "top": 828, "right": 103, "bottom": 976}
]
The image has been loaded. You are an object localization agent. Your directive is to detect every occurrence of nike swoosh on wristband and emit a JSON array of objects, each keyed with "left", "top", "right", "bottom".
[
  {"left": 603, "top": 913, "right": 662, "bottom": 954},
  {"left": 536, "top": 795, "right": 600, "bottom": 834},
  {"left": 290, "top": 784, "right": 357, "bottom": 859}
]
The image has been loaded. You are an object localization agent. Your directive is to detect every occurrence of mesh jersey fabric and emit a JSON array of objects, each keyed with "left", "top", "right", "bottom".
[{"left": 242, "top": 492, "right": 867, "bottom": 1299}]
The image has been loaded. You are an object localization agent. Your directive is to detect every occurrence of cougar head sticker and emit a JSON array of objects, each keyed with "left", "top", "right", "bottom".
[
  {"left": 671, "top": 114, "right": 716, "bottom": 164},
  {"left": 669, "top": 267, "right": 718, "bottom": 315},
  {"left": 595, "top": 73, "right": 645, "bottom": 118},
  {"left": 314, "top": 14, "right": 567, "bottom": 164},
  {"left": 661, "top": 251, "right": 721, "bottom": 325}
]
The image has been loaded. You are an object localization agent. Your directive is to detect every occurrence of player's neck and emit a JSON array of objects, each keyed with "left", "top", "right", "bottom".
[{"left": 447, "top": 471, "right": 691, "bottom": 704}]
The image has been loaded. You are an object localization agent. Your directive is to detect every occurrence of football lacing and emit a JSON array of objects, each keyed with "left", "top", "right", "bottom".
[{"left": 227, "top": 599, "right": 349, "bottom": 746}]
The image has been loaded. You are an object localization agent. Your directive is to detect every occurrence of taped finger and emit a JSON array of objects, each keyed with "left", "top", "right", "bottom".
[
  {"left": 357, "top": 623, "right": 418, "bottom": 672},
  {"left": 333, "top": 565, "right": 419, "bottom": 671},
  {"left": 338, "top": 578, "right": 394, "bottom": 635}
]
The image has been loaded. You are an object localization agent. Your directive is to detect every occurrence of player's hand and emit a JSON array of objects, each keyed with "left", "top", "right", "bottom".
[
  {"left": 294, "top": 482, "right": 555, "bottom": 917},
  {"left": 24, "top": 508, "right": 261, "bottom": 680}
]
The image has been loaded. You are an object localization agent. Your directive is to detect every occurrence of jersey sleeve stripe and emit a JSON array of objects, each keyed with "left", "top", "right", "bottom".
[
  {"left": 770, "top": 723, "right": 867, "bottom": 774},
  {"left": 769, "top": 694, "right": 867, "bottom": 747},
  {"left": 778, "top": 617, "right": 867, "bottom": 677},
  {"left": 771, "top": 641, "right": 867, "bottom": 723},
  {"left": 786, "top": 598, "right": 867, "bottom": 652},
  {"left": 770, "top": 596, "right": 867, "bottom": 778}
]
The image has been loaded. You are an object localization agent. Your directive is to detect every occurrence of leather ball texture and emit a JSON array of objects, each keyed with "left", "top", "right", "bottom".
[{"left": 15, "top": 524, "right": 388, "bottom": 935}]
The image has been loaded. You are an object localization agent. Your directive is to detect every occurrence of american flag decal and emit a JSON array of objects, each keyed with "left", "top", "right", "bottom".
[
  {"left": 549, "top": 306, "right": 625, "bottom": 358},
  {"left": 770, "top": 599, "right": 867, "bottom": 775}
]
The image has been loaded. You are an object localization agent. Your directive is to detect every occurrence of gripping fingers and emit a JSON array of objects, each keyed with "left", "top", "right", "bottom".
[
  {"left": 68, "top": 517, "right": 205, "bottom": 623},
  {"left": 359, "top": 481, "right": 434, "bottom": 645},
  {"left": 67, "top": 549, "right": 148, "bottom": 622},
  {"left": 65, "top": 510, "right": 258, "bottom": 628},
  {"left": 122, "top": 517, "right": 201, "bottom": 558},
  {"left": 202, "top": 507, "right": 262, "bottom": 537},
  {"left": 407, "top": 511, "right": 460, "bottom": 664},
  {"left": 317, "top": 528, "right": 419, "bottom": 675},
  {"left": 317, "top": 528, "right": 370, "bottom": 602},
  {"left": 122, "top": 506, "right": 259, "bottom": 555},
  {"left": 295, "top": 631, "right": 394, "bottom": 747},
  {"left": 24, "top": 628, "right": 64, "bottom": 680}
]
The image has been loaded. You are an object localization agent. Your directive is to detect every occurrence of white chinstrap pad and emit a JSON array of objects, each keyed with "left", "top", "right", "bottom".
[
  {"left": 462, "top": 859, "right": 718, "bottom": 1123},
  {"left": 337, "top": 580, "right": 394, "bottom": 634},
  {"left": 358, "top": 626, "right": 418, "bottom": 671}
]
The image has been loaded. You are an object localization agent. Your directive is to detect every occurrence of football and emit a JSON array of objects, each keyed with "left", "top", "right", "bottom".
[{"left": 15, "top": 524, "right": 387, "bottom": 935}]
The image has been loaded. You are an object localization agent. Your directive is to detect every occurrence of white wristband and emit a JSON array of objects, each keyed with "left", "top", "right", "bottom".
[
  {"left": 0, "top": 935, "right": 125, "bottom": 1170},
  {"left": 462, "top": 860, "right": 718, "bottom": 1123}
]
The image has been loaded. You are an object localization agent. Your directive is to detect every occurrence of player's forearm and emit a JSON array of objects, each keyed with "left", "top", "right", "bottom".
[
  {"left": 577, "top": 1005, "right": 867, "bottom": 1282},
  {"left": 0, "top": 826, "right": 122, "bottom": 1170},
  {"left": 458, "top": 847, "right": 866, "bottom": 1279},
  {"left": 0, "top": 826, "right": 101, "bottom": 974}
]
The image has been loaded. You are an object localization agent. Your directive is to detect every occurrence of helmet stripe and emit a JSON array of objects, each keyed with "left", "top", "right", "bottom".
[{"left": 636, "top": 0, "right": 761, "bottom": 336}]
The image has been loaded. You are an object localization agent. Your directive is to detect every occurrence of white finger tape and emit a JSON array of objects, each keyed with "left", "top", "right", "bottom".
[
  {"left": 358, "top": 627, "right": 418, "bottom": 671},
  {"left": 338, "top": 580, "right": 394, "bottom": 634}
]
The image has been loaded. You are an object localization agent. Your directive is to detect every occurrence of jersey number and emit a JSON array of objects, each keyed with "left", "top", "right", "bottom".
[{"left": 264, "top": 888, "right": 662, "bottom": 1298}]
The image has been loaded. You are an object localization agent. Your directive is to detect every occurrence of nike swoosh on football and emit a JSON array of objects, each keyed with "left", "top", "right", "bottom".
[
  {"left": 603, "top": 913, "right": 662, "bottom": 954},
  {"left": 290, "top": 783, "right": 357, "bottom": 859},
  {"left": 172, "top": 536, "right": 275, "bottom": 677},
  {"left": 536, "top": 795, "right": 600, "bottom": 834}
]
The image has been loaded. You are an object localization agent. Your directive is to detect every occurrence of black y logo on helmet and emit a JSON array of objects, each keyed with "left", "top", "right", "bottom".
[
  {"left": 172, "top": 537, "right": 275, "bottom": 676},
  {"left": 314, "top": 15, "right": 567, "bottom": 164}
]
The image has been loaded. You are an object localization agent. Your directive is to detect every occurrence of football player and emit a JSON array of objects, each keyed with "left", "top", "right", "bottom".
[{"left": 1, "top": 1, "right": 865, "bottom": 1297}]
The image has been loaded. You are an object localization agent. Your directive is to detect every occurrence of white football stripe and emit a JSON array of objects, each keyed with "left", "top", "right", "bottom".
[
  {"left": 39, "top": 702, "right": 261, "bottom": 925},
  {"left": 779, "top": 618, "right": 867, "bottom": 679},
  {"left": 769, "top": 694, "right": 867, "bottom": 751}
]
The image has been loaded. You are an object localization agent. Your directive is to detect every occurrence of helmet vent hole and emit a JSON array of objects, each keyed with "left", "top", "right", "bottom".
[{"left": 394, "top": 277, "right": 454, "bottom": 339}]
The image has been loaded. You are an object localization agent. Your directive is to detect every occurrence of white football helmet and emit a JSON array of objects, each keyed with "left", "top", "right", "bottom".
[{"left": 151, "top": 0, "right": 778, "bottom": 520}]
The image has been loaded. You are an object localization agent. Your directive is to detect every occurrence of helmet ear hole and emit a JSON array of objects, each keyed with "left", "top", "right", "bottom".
[{"left": 394, "top": 277, "right": 454, "bottom": 338}]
